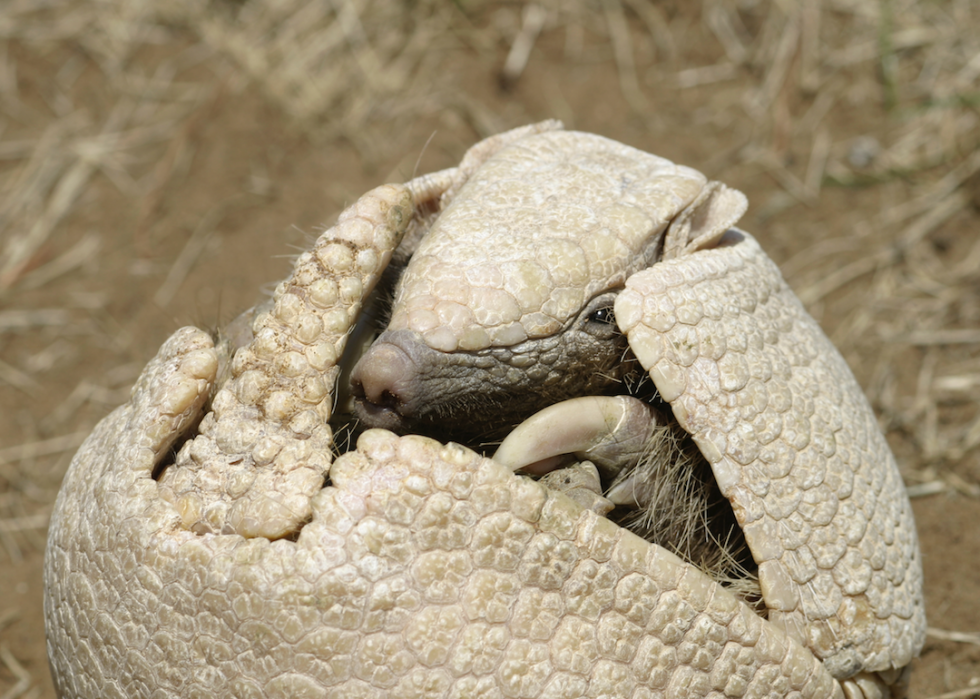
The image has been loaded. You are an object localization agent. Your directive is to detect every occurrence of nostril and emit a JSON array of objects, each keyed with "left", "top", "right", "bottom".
[
  {"left": 350, "top": 378, "right": 366, "bottom": 400},
  {"left": 378, "top": 390, "right": 400, "bottom": 411}
]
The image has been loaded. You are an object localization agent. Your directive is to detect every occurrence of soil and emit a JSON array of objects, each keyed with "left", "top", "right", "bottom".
[{"left": 1, "top": 2, "right": 978, "bottom": 697}]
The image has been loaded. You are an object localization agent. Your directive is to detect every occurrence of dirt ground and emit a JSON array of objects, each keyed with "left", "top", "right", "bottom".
[{"left": 1, "top": 1, "right": 979, "bottom": 697}]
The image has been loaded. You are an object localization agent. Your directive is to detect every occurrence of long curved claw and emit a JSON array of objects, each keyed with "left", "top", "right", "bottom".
[{"left": 492, "top": 395, "right": 661, "bottom": 476}]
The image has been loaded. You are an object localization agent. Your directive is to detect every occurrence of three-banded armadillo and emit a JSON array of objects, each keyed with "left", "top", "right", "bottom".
[{"left": 44, "top": 121, "right": 925, "bottom": 698}]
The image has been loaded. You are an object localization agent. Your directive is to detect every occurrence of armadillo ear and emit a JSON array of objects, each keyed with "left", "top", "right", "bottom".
[{"left": 662, "top": 181, "right": 748, "bottom": 260}]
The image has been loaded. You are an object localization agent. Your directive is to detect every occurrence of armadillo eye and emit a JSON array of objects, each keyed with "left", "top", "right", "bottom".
[
  {"left": 580, "top": 292, "right": 621, "bottom": 340},
  {"left": 588, "top": 306, "right": 615, "bottom": 325}
]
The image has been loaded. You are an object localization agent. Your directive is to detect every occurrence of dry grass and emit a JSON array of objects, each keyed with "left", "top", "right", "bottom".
[{"left": 0, "top": 0, "right": 978, "bottom": 696}]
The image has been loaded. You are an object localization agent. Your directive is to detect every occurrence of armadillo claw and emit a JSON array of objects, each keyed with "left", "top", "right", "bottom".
[{"left": 493, "top": 395, "right": 661, "bottom": 477}]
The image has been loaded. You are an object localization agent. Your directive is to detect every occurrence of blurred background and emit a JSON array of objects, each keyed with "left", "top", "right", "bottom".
[{"left": 1, "top": 0, "right": 978, "bottom": 695}]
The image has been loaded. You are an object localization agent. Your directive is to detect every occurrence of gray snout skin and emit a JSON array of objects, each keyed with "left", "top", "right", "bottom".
[{"left": 350, "top": 312, "right": 638, "bottom": 445}]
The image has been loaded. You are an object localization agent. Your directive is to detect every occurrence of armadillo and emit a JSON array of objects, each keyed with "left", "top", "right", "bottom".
[{"left": 44, "top": 121, "right": 925, "bottom": 698}]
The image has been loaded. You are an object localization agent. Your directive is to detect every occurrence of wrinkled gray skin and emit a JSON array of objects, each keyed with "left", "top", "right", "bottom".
[{"left": 351, "top": 292, "right": 635, "bottom": 443}]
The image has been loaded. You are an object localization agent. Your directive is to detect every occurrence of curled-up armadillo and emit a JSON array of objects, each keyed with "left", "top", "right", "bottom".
[{"left": 44, "top": 121, "right": 925, "bottom": 699}]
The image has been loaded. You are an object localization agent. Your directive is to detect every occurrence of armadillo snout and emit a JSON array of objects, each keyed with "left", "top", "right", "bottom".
[{"left": 350, "top": 334, "right": 421, "bottom": 434}]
